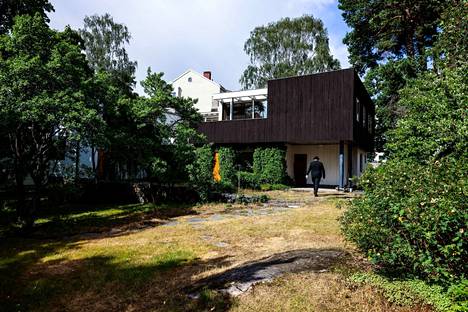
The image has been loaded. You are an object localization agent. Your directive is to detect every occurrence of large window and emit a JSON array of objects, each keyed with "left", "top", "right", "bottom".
[
  {"left": 221, "top": 99, "right": 268, "bottom": 120},
  {"left": 233, "top": 101, "right": 251, "bottom": 120}
]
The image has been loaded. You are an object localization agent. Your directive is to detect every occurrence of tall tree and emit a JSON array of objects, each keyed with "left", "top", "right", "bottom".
[
  {"left": 108, "top": 70, "right": 203, "bottom": 182},
  {"left": 79, "top": 13, "right": 137, "bottom": 89},
  {"left": 0, "top": 0, "right": 53, "bottom": 34},
  {"left": 79, "top": 14, "right": 138, "bottom": 178},
  {"left": 240, "top": 15, "right": 340, "bottom": 89},
  {"left": 0, "top": 14, "right": 102, "bottom": 228},
  {"left": 338, "top": 0, "right": 453, "bottom": 151}
]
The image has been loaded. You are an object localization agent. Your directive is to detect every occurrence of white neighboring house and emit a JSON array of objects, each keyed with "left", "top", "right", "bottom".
[{"left": 171, "top": 69, "right": 227, "bottom": 122}]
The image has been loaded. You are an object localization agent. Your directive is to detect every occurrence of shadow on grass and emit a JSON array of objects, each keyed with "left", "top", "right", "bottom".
[
  {"left": 0, "top": 243, "right": 234, "bottom": 312},
  {"left": 1, "top": 202, "right": 199, "bottom": 239}
]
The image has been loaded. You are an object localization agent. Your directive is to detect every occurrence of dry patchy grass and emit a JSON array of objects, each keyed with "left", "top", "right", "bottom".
[{"left": 0, "top": 191, "right": 432, "bottom": 312}]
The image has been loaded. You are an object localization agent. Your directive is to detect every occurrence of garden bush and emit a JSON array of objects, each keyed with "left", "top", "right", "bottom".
[
  {"left": 187, "top": 145, "right": 214, "bottom": 202},
  {"left": 218, "top": 147, "right": 236, "bottom": 188},
  {"left": 253, "top": 147, "right": 286, "bottom": 184},
  {"left": 341, "top": 65, "right": 467, "bottom": 284},
  {"left": 238, "top": 171, "right": 259, "bottom": 189},
  {"left": 341, "top": 158, "right": 467, "bottom": 283}
]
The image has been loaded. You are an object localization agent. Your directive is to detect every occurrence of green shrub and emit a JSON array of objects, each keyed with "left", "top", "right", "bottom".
[
  {"left": 253, "top": 147, "right": 286, "bottom": 184},
  {"left": 239, "top": 171, "right": 259, "bottom": 189},
  {"left": 218, "top": 147, "right": 236, "bottom": 188},
  {"left": 187, "top": 145, "right": 213, "bottom": 202},
  {"left": 341, "top": 64, "right": 467, "bottom": 285},
  {"left": 341, "top": 158, "right": 467, "bottom": 283},
  {"left": 260, "top": 183, "right": 289, "bottom": 191},
  {"left": 350, "top": 272, "right": 457, "bottom": 311},
  {"left": 447, "top": 279, "right": 468, "bottom": 312}
]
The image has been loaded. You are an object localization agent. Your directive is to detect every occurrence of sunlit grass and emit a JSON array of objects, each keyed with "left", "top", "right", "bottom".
[{"left": 0, "top": 191, "right": 437, "bottom": 311}]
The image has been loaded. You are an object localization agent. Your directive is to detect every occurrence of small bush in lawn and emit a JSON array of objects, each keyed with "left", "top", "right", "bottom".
[{"left": 239, "top": 171, "right": 259, "bottom": 189}]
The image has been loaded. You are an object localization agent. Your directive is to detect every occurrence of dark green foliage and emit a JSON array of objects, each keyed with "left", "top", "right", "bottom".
[
  {"left": 342, "top": 159, "right": 467, "bottom": 282},
  {"left": 240, "top": 15, "right": 340, "bottom": 89},
  {"left": 218, "top": 147, "right": 236, "bottom": 188},
  {"left": 339, "top": 0, "right": 448, "bottom": 73},
  {"left": 447, "top": 280, "right": 468, "bottom": 312},
  {"left": 238, "top": 171, "right": 259, "bottom": 189},
  {"left": 433, "top": 2, "right": 468, "bottom": 68},
  {"left": 0, "top": 0, "right": 54, "bottom": 35},
  {"left": 338, "top": 0, "right": 454, "bottom": 151},
  {"left": 253, "top": 148, "right": 286, "bottom": 185},
  {"left": 0, "top": 14, "right": 102, "bottom": 227},
  {"left": 341, "top": 64, "right": 467, "bottom": 284},
  {"left": 187, "top": 145, "right": 214, "bottom": 202}
]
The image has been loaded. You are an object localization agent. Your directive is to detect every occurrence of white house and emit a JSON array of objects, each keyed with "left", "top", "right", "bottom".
[{"left": 171, "top": 69, "right": 227, "bottom": 122}]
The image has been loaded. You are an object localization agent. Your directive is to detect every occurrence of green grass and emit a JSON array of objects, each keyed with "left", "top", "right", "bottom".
[
  {"left": 1, "top": 192, "right": 461, "bottom": 311},
  {"left": 349, "top": 272, "right": 463, "bottom": 311}
]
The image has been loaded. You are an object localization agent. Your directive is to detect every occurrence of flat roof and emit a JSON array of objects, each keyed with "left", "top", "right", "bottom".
[{"left": 213, "top": 88, "right": 267, "bottom": 103}]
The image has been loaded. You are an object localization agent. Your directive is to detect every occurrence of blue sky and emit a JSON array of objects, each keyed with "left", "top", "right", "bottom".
[{"left": 48, "top": 0, "right": 350, "bottom": 94}]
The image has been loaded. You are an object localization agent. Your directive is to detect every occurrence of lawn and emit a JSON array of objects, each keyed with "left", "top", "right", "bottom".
[{"left": 0, "top": 190, "right": 435, "bottom": 311}]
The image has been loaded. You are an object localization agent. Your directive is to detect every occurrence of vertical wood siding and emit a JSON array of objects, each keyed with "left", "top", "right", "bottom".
[{"left": 198, "top": 69, "right": 374, "bottom": 150}]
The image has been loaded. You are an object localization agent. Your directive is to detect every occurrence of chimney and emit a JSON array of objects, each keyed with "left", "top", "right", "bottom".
[{"left": 203, "top": 71, "right": 212, "bottom": 80}]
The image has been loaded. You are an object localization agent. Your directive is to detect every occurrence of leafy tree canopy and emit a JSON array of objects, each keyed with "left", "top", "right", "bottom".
[
  {"left": 339, "top": 0, "right": 450, "bottom": 74},
  {"left": 0, "top": 14, "right": 102, "bottom": 226},
  {"left": 338, "top": 0, "right": 457, "bottom": 152},
  {"left": 79, "top": 13, "right": 137, "bottom": 89},
  {"left": 240, "top": 15, "right": 340, "bottom": 89},
  {"left": 340, "top": 4, "right": 468, "bottom": 284},
  {"left": 0, "top": 0, "right": 53, "bottom": 35}
]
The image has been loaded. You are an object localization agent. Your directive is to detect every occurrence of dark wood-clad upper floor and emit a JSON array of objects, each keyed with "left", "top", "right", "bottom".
[{"left": 198, "top": 68, "right": 375, "bottom": 151}]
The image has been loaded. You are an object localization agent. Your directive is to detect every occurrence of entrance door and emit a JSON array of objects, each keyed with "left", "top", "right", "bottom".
[{"left": 293, "top": 154, "right": 307, "bottom": 187}]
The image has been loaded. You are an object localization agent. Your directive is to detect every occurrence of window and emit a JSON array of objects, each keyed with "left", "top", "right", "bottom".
[
  {"left": 356, "top": 98, "right": 361, "bottom": 122},
  {"left": 360, "top": 153, "right": 364, "bottom": 173},
  {"left": 177, "top": 87, "right": 182, "bottom": 97},
  {"left": 222, "top": 102, "right": 230, "bottom": 120},
  {"left": 254, "top": 100, "right": 267, "bottom": 119},
  {"left": 188, "top": 77, "right": 192, "bottom": 82},
  {"left": 220, "top": 99, "right": 268, "bottom": 121},
  {"left": 233, "top": 102, "right": 250, "bottom": 120},
  {"left": 368, "top": 114, "right": 373, "bottom": 133}
]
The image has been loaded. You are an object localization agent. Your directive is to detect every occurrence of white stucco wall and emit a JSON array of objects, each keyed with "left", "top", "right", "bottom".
[
  {"left": 171, "top": 70, "right": 221, "bottom": 114},
  {"left": 286, "top": 144, "right": 368, "bottom": 186},
  {"left": 286, "top": 144, "right": 342, "bottom": 186},
  {"left": 353, "top": 147, "right": 368, "bottom": 177}
]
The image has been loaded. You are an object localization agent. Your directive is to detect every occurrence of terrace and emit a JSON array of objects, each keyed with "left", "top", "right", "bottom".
[{"left": 213, "top": 88, "right": 268, "bottom": 121}]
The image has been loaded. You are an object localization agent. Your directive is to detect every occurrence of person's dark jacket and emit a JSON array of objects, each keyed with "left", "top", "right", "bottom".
[{"left": 307, "top": 160, "right": 325, "bottom": 179}]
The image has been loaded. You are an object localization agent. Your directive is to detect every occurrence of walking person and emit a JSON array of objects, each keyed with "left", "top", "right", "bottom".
[{"left": 306, "top": 156, "right": 326, "bottom": 197}]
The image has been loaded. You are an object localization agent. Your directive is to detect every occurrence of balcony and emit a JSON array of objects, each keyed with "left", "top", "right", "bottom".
[{"left": 212, "top": 88, "right": 268, "bottom": 121}]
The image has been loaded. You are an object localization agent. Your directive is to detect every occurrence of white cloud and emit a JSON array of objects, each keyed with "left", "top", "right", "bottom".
[{"left": 48, "top": 0, "right": 350, "bottom": 94}]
